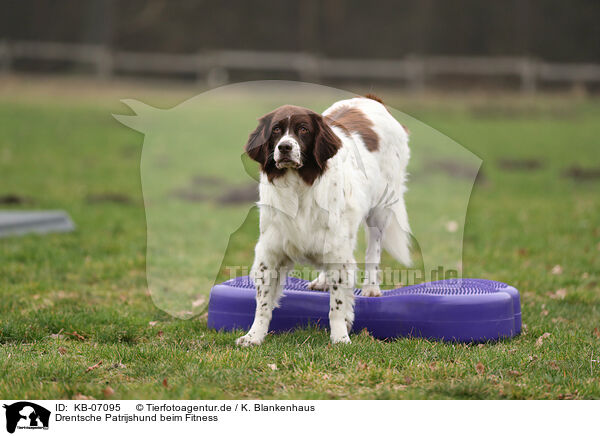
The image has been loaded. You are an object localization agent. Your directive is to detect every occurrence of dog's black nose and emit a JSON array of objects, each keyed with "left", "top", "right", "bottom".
[{"left": 278, "top": 143, "right": 292, "bottom": 153}]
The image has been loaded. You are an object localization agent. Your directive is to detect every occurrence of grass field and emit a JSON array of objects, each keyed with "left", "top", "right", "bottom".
[{"left": 1, "top": 77, "right": 599, "bottom": 399}]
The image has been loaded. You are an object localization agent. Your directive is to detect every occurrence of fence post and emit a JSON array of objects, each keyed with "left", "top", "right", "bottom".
[
  {"left": 0, "top": 40, "right": 11, "bottom": 74},
  {"left": 198, "top": 52, "right": 228, "bottom": 88},
  {"left": 297, "top": 53, "right": 321, "bottom": 83},
  {"left": 519, "top": 58, "right": 538, "bottom": 94},
  {"left": 405, "top": 56, "right": 425, "bottom": 92},
  {"left": 96, "top": 46, "right": 113, "bottom": 79}
]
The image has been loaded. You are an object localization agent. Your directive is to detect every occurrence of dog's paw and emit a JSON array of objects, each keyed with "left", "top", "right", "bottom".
[
  {"left": 235, "top": 334, "right": 263, "bottom": 347},
  {"left": 361, "top": 284, "right": 382, "bottom": 297},
  {"left": 308, "top": 277, "right": 328, "bottom": 291},
  {"left": 330, "top": 334, "right": 352, "bottom": 344}
]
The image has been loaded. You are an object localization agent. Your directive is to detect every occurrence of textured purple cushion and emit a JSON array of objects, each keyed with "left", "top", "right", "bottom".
[{"left": 208, "top": 276, "right": 521, "bottom": 342}]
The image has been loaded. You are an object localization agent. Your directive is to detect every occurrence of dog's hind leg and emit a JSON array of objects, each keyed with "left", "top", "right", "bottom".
[
  {"left": 308, "top": 271, "right": 328, "bottom": 291},
  {"left": 361, "top": 213, "right": 385, "bottom": 297}
]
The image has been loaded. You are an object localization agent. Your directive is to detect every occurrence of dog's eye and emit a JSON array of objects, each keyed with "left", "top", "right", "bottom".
[
  {"left": 272, "top": 126, "right": 281, "bottom": 134},
  {"left": 298, "top": 126, "right": 309, "bottom": 134}
]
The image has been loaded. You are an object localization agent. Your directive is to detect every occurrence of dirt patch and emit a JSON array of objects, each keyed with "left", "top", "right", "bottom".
[
  {"left": 173, "top": 184, "right": 258, "bottom": 205},
  {"left": 0, "top": 194, "right": 32, "bottom": 205},
  {"left": 497, "top": 159, "right": 543, "bottom": 171},
  {"left": 172, "top": 176, "right": 258, "bottom": 205},
  {"left": 191, "top": 175, "right": 228, "bottom": 186},
  {"left": 470, "top": 105, "right": 577, "bottom": 120},
  {"left": 171, "top": 188, "right": 209, "bottom": 203},
  {"left": 216, "top": 184, "right": 258, "bottom": 205},
  {"left": 120, "top": 145, "right": 140, "bottom": 158},
  {"left": 423, "top": 160, "right": 482, "bottom": 181},
  {"left": 563, "top": 166, "right": 600, "bottom": 181},
  {"left": 86, "top": 193, "right": 133, "bottom": 204}
]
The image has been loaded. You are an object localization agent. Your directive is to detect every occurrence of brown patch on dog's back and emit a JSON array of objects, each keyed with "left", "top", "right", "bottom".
[{"left": 326, "top": 106, "right": 380, "bottom": 152}]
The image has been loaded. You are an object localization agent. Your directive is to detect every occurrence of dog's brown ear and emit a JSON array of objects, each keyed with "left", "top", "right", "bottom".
[
  {"left": 244, "top": 114, "right": 272, "bottom": 166},
  {"left": 312, "top": 114, "right": 342, "bottom": 169}
]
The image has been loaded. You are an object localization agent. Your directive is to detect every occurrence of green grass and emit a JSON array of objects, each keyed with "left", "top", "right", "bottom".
[{"left": 1, "top": 84, "right": 599, "bottom": 399}]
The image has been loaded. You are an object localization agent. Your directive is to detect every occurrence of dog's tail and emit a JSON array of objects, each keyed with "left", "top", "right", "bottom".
[
  {"left": 382, "top": 202, "right": 412, "bottom": 267},
  {"left": 364, "top": 93, "right": 385, "bottom": 105}
]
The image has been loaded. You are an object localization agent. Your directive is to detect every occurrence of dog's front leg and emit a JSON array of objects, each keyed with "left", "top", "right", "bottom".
[
  {"left": 236, "top": 246, "right": 289, "bottom": 347},
  {"left": 326, "top": 257, "right": 357, "bottom": 344}
]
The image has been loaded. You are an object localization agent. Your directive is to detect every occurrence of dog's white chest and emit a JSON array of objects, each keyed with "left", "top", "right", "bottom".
[{"left": 277, "top": 195, "right": 331, "bottom": 265}]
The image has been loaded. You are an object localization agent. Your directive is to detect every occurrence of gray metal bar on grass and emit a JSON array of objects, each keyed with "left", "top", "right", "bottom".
[{"left": 0, "top": 211, "right": 75, "bottom": 237}]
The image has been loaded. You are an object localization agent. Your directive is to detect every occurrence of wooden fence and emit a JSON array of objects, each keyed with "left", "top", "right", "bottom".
[{"left": 2, "top": 40, "right": 600, "bottom": 92}]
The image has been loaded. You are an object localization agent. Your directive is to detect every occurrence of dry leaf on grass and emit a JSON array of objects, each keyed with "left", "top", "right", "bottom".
[
  {"left": 162, "top": 378, "right": 168, "bottom": 388},
  {"left": 85, "top": 361, "right": 102, "bottom": 372},
  {"left": 558, "top": 390, "right": 578, "bottom": 400},
  {"left": 73, "top": 394, "right": 95, "bottom": 400},
  {"left": 359, "top": 328, "right": 374, "bottom": 340},
  {"left": 66, "top": 331, "right": 85, "bottom": 341},
  {"left": 58, "top": 347, "right": 67, "bottom": 355},
  {"left": 593, "top": 328, "right": 600, "bottom": 338},
  {"left": 548, "top": 288, "right": 567, "bottom": 300},
  {"left": 102, "top": 386, "right": 115, "bottom": 398},
  {"left": 192, "top": 297, "right": 206, "bottom": 308},
  {"left": 176, "top": 310, "right": 194, "bottom": 318},
  {"left": 517, "top": 248, "right": 529, "bottom": 257},
  {"left": 267, "top": 363, "right": 278, "bottom": 371},
  {"left": 157, "top": 330, "right": 164, "bottom": 338},
  {"left": 535, "top": 332, "right": 551, "bottom": 347},
  {"left": 391, "top": 384, "right": 408, "bottom": 391},
  {"left": 445, "top": 220, "right": 459, "bottom": 233},
  {"left": 551, "top": 265, "right": 563, "bottom": 275},
  {"left": 475, "top": 362, "right": 485, "bottom": 375}
]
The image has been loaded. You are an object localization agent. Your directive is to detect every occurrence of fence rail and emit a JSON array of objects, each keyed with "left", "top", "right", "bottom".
[{"left": 2, "top": 40, "right": 600, "bottom": 92}]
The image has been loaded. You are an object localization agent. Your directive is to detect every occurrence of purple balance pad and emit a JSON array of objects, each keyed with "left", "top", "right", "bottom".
[{"left": 207, "top": 276, "right": 521, "bottom": 342}]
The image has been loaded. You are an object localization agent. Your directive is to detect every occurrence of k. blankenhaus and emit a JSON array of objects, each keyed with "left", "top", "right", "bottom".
[{"left": 254, "top": 404, "right": 315, "bottom": 412}]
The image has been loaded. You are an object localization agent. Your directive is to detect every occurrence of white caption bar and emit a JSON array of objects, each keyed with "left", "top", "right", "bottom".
[{"left": 0, "top": 400, "right": 592, "bottom": 436}]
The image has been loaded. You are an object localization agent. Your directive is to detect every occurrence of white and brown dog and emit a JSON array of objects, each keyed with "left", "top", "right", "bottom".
[{"left": 238, "top": 95, "right": 411, "bottom": 346}]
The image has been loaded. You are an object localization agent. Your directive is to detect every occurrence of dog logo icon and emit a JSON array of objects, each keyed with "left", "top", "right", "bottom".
[{"left": 3, "top": 402, "right": 50, "bottom": 433}]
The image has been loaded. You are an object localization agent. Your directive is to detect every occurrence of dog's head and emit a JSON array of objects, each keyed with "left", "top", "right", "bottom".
[{"left": 244, "top": 105, "right": 341, "bottom": 185}]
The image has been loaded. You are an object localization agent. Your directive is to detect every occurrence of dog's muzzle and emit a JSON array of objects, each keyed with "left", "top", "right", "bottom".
[{"left": 274, "top": 138, "right": 302, "bottom": 169}]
